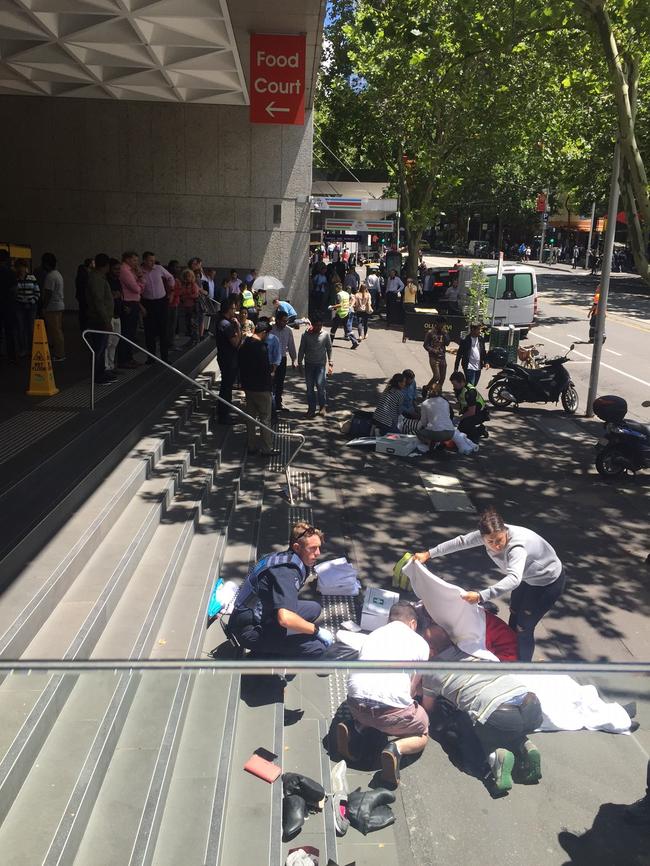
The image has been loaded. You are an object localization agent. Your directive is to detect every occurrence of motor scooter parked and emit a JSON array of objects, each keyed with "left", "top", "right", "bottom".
[
  {"left": 487, "top": 344, "right": 579, "bottom": 415},
  {"left": 593, "top": 395, "right": 650, "bottom": 478}
]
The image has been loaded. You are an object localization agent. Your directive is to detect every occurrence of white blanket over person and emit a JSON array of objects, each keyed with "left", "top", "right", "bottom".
[{"left": 357, "top": 556, "right": 632, "bottom": 734}]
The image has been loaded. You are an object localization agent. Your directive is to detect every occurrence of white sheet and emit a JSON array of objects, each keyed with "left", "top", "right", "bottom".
[
  {"left": 522, "top": 674, "right": 631, "bottom": 734},
  {"left": 402, "top": 556, "right": 487, "bottom": 654},
  {"left": 399, "top": 556, "right": 632, "bottom": 734}
]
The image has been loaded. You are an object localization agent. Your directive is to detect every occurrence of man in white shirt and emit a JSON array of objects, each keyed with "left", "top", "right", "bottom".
[
  {"left": 416, "top": 388, "right": 455, "bottom": 445},
  {"left": 384, "top": 269, "right": 404, "bottom": 330},
  {"left": 336, "top": 601, "right": 430, "bottom": 787},
  {"left": 270, "top": 309, "right": 297, "bottom": 412}
]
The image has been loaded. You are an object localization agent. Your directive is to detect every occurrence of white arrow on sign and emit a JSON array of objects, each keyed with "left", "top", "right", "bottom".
[{"left": 265, "top": 101, "right": 291, "bottom": 117}]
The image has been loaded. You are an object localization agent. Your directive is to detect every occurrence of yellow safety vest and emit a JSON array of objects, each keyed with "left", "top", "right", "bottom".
[
  {"left": 337, "top": 290, "right": 350, "bottom": 319},
  {"left": 242, "top": 289, "right": 255, "bottom": 308}
]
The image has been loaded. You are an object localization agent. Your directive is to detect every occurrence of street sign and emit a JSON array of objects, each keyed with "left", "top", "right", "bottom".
[
  {"left": 324, "top": 218, "right": 394, "bottom": 232},
  {"left": 496, "top": 250, "right": 504, "bottom": 281},
  {"left": 536, "top": 192, "right": 547, "bottom": 213},
  {"left": 250, "top": 34, "right": 305, "bottom": 125},
  {"left": 542, "top": 212, "right": 549, "bottom": 222}
]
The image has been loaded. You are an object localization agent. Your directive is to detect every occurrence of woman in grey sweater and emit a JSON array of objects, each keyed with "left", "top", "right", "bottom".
[{"left": 415, "top": 506, "right": 565, "bottom": 661}]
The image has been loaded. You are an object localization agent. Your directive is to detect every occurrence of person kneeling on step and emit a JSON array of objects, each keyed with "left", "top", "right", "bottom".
[
  {"left": 228, "top": 522, "right": 333, "bottom": 658},
  {"left": 420, "top": 619, "right": 543, "bottom": 794},
  {"left": 337, "top": 601, "right": 430, "bottom": 787}
]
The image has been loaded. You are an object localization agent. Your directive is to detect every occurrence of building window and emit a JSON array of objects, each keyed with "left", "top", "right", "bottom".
[{"left": 273, "top": 204, "right": 282, "bottom": 226}]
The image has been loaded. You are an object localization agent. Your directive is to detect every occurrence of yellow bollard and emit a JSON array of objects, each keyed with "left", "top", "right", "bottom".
[{"left": 26, "top": 318, "right": 59, "bottom": 397}]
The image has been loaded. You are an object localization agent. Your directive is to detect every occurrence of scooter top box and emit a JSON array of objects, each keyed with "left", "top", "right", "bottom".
[{"left": 593, "top": 395, "right": 627, "bottom": 423}]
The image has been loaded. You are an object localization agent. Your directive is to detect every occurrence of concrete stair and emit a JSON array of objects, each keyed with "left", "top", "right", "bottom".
[{"left": 0, "top": 369, "right": 349, "bottom": 866}]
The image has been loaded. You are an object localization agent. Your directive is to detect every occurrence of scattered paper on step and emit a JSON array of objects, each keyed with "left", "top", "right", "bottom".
[{"left": 315, "top": 557, "right": 360, "bottom": 596}]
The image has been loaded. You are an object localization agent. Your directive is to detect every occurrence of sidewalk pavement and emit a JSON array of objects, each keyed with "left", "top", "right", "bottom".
[{"left": 278, "top": 316, "right": 650, "bottom": 665}]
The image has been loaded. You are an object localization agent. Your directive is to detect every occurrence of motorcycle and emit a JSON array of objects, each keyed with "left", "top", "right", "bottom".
[
  {"left": 593, "top": 395, "right": 650, "bottom": 478},
  {"left": 487, "top": 344, "right": 579, "bottom": 415}
]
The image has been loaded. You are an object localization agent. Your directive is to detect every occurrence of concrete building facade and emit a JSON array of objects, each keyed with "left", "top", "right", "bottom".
[{"left": 0, "top": 0, "right": 324, "bottom": 309}]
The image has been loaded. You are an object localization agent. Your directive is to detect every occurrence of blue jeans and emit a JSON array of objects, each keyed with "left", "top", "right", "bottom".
[
  {"left": 305, "top": 363, "right": 327, "bottom": 412},
  {"left": 465, "top": 368, "right": 481, "bottom": 386},
  {"left": 330, "top": 313, "right": 359, "bottom": 346}
]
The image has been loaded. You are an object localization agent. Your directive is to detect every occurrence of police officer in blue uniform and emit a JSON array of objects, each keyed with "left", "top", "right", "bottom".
[{"left": 229, "top": 522, "right": 334, "bottom": 657}]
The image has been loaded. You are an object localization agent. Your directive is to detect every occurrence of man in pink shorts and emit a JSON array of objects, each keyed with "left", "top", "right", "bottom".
[{"left": 336, "top": 601, "right": 430, "bottom": 787}]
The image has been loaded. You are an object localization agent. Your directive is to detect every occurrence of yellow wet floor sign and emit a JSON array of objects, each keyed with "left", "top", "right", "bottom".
[{"left": 26, "top": 318, "right": 59, "bottom": 397}]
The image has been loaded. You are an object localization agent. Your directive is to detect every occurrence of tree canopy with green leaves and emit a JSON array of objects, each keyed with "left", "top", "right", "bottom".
[{"left": 316, "top": 0, "right": 649, "bottom": 284}]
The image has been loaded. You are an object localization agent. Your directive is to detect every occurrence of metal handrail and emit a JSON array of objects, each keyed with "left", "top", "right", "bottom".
[{"left": 81, "top": 329, "right": 305, "bottom": 505}]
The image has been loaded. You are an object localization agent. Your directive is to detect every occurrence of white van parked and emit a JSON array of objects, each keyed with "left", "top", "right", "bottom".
[{"left": 457, "top": 264, "right": 538, "bottom": 335}]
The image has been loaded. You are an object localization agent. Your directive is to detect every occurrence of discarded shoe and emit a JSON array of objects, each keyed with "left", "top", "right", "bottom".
[
  {"left": 380, "top": 741, "right": 401, "bottom": 787},
  {"left": 282, "top": 794, "right": 307, "bottom": 841},
  {"left": 283, "top": 773, "right": 325, "bottom": 807},
  {"left": 330, "top": 760, "right": 349, "bottom": 796},
  {"left": 332, "top": 793, "right": 350, "bottom": 836},
  {"left": 347, "top": 787, "right": 396, "bottom": 835}
]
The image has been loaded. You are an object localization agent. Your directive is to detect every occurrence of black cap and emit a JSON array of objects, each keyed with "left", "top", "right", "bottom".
[{"left": 254, "top": 321, "right": 270, "bottom": 334}]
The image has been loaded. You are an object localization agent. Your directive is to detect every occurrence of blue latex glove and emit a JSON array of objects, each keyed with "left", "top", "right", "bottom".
[{"left": 316, "top": 627, "right": 334, "bottom": 646}]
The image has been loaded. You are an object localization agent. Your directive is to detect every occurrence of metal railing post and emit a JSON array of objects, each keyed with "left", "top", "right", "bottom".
[{"left": 81, "top": 330, "right": 305, "bottom": 505}]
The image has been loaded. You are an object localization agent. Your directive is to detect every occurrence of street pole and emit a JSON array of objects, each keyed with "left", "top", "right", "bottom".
[
  {"left": 586, "top": 142, "right": 620, "bottom": 417},
  {"left": 585, "top": 199, "right": 596, "bottom": 270},
  {"left": 538, "top": 186, "right": 549, "bottom": 263}
]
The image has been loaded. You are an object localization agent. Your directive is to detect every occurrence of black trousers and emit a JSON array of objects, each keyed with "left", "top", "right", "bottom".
[
  {"left": 229, "top": 600, "right": 324, "bottom": 658},
  {"left": 142, "top": 297, "right": 168, "bottom": 362},
  {"left": 118, "top": 301, "right": 140, "bottom": 362},
  {"left": 88, "top": 331, "right": 108, "bottom": 381},
  {"left": 509, "top": 570, "right": 566, "bottom": 661},
  {"left": 217, "top": 352, "right": 238, "bottom": 421},
  {"left": 474, "top": 693, "right": 543, "bottom": 758},
  {"left": 273, "top": 356, "right": 288, "bottom": 408}
]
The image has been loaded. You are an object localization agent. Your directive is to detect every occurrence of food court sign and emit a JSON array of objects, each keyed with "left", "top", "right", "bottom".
[{"left": 250, "top": 34, "right": 306, "bottom": 125}]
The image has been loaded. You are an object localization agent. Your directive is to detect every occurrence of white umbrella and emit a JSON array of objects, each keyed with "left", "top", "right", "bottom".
[{"left": 252, "top": 275, "right": 284, "bottom": 294}]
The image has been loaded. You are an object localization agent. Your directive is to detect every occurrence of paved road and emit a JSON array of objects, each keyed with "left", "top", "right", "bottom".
[{"left": 422, "top": 254, "right": 650, "bottom": 422}]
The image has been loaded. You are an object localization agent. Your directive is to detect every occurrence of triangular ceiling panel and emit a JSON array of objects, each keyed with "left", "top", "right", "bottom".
[
  {"left": 147, "top": 43, "right": 213, "bottom": 65},
  {"left": 0, "top": 0, "right": 248, "bottom": 104},
  {"left": 169, "top": 68, "right": 240, "bottom": 90},
  {"left": 11, "top": 60, "right": 94, "bottom": 81},
  {"left": 136, "top": 18, "right": 229, "bottom": 46},
  {"left": 167, "top": 48, "right": 232, "bottom": 71},
  {"left": 0, "top": 9, "right": 53, "bottom": 39},
  {"left": 68, "top": 42, "right": 155, "bottom": 66},
  {"left": 32, "top": 12, "right": 115, "bottom": 38},
  {"left": 26, "top": 0, "right": 121, "bottom": 11},
  {"left": 134, "top": 0, "right": 227, "bottom": 17},
  {"left": 0, "top": 39, "right": 48, "bottom": 59}
]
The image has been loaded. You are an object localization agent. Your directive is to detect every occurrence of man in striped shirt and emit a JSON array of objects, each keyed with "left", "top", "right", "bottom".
[{"left": 14, "top": 259, "right": 40, "bottom": 357}]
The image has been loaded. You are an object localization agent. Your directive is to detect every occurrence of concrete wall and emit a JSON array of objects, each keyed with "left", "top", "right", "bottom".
[{"left": 0, "top": 97, "right": 312, "bottom": 310}]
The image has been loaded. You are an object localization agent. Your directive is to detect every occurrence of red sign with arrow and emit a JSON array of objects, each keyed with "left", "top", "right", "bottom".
[{"left": 250, "top": 34, "right": 306, "bottom": 125}]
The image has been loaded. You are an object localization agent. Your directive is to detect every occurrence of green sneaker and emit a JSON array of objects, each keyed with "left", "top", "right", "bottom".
[
  {"left": 393, "top": 552, "right": 413, "bottom": 590},
  {"left": 513, "top": 740, "right": 542, "bottom": 785},
  {"left": 489, "top": 748, "right": 515, "bottom": 793}
]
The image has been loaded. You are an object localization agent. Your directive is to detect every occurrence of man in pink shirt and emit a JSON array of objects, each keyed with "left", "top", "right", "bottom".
[
  {"left": 141, "top": 251, "right": 174, "bottom": 363},
  {"left": 227, "top": 269, "right": 242, "bottom": 296},
  {"left": 118, "top": 250, "right": 145, "bottom": 367}
]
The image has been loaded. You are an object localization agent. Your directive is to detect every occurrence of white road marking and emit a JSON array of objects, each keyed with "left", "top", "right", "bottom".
[
  {"left": 419, "top": 472, "right": 476, "bottom": 512},
  {"left": 537, "top": 333, "right": 650, "bottom": 388},
  {"left": 567, "top": 333, "right": 582, "bottom": 340},
  {"left": 605, "top": 348, "right": 622, "bottom": 356}
]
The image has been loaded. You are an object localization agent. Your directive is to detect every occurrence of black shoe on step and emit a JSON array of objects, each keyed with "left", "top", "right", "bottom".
[
  {"left": 380, "top": 741, "right": 401, "bottom": 787},
  {"left": 282, "top": 794, "right": 307, "bottom": 840}
]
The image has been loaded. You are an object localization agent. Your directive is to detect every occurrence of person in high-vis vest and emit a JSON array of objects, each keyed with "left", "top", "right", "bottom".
[
  {"left": 329, "top": 284, "right": 360, "bottom": 348},
  {"left": 450, "top": 371, "right": 489, "bottom": 442},
  {"left": 228, "top": 522, "right": 334, "bottom": 658},
  {"left": 241, "top": 286, "right": 257, "bottom": 323}
]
